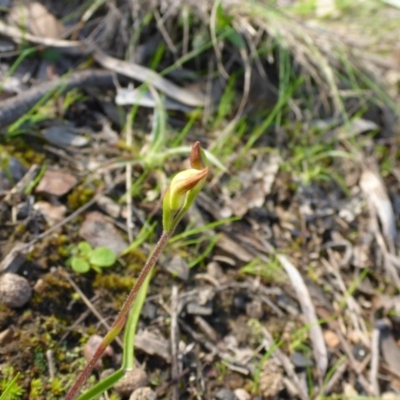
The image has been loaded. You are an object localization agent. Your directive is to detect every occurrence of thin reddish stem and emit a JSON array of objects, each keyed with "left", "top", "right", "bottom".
[{"left": 65, "top": 231, "right": 171, "bottom": 400}]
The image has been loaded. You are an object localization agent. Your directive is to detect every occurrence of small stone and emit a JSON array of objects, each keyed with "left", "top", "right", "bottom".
[
  {"left": 215, "top": 388, "right": 238, "bottom": 400},
  {"left": 34, "top": 201, "right": 67, "bottom": 225},
  {"left": 233, "top": 389, "right": 251, "bottom": 400},
  {"left": 35, "top": 169, "right": 77, "bottom": 197},
  {"left": 291, "top": 352, "right": 313, "bottom": 368},
  {"left": 79, "top": 211, "right": 127, "bottom": 255},
  {"left": 324, "top": 330, "right": 340, "bottom": 348},
  {"left": 99, "top": 368, "right": 116, "bottom": 381},
  {"left": 83, "top": 334, "right": 114, "bottom": 370},
  {"left": 113, "top": 368, "right": 149, "bottom": 398},
  {"left": 129, "top": 386, "right": 157, "bottom": 400},
  {"left": 164, "top": 255, "right": 189, "bottom": 281},
  {"left": 352, "top": 343, "right": 368, "bottom": 361},
  {"left": 0, "top": 273, "right": 32, "bottom": 308}
]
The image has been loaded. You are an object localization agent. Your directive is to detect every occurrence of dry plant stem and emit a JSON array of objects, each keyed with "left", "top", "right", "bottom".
[{"left": 65, "top": 230, "right": 172, "bottom": 400}]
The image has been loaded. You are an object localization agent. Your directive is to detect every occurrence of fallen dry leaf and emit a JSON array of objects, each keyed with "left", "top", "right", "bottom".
[
  {"left": 375, "top": 318, "right": 400, "bottom": 375},
  {"left": 360, "top": 167, "right": 397, "bottom": 242}
]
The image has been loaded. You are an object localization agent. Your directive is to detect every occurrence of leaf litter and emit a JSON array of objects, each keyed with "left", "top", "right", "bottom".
[{"left": 0, "top": 0, "right": 400, "bottom": 399}]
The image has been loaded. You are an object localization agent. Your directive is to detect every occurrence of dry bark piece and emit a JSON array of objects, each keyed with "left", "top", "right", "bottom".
[
  {"left": 8, "top": 2, "right": 65, "bottom": 39},
  {"left": 277, "top": 254, "right": 328, "bottom": 380},
  {"left": 0, "top": 273, "right": 32, "bottom": 308},
  {"left": 79, "top": 211, "right": 128, "bottom": 255},
  {"left": 129, "top": 387, "right": 157, "bottom": 400},
  {"left": 375, "top": 318, "right": 400, "bottom": 374},
  {"left": 83, "top": 334, "right": 114, "bottom": 370},
  {"left": 116, "top": 85, "right": 194, "bottom": 112},
  {"left": 34, "top": 201, "right": 67, "bottom": 225},
  {"left": 35, "top": 169, "right": 77, "bottom": 197},
  {"left": 113, "top": 368, "right": 149, "bottom": 398},
  {"left": 43, "top": 125, "right": 89, "bottom": 148},
  {"left": 0, "top": 242, "right": 27, "bottom": 274},
  {"left": 0, "top": 326, "right": 15, "bottom": 345},
  {"left": 360, "top": 166, "right": 397, "bottom": 242}
]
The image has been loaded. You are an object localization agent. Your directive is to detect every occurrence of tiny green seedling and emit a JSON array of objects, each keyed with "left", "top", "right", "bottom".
[{"left": 68, "top": 241, "right": 117, "bottom": 273}]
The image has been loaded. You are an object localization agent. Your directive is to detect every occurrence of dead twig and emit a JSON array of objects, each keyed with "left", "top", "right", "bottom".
[{"left": 170, "top": 286, "right": 181, "bottom": 400}]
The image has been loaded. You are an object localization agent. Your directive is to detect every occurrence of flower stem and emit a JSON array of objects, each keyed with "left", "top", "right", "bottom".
[{"left": 65, "top": 230, "right": 171, "bottom": 400}]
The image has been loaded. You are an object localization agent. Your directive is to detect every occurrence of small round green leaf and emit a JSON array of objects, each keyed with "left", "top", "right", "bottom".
[
  {"left": 71, "top": 257, "right": 90, "bottom": 273},
  {"left": 78, "top": 241, "right": 92, "bottom": 255},
  {"left": 89, "top": 247, "right": 116, "bottom": 267}
]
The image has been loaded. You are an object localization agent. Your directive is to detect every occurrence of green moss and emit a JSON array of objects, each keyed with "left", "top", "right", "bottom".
[
  {"left": 93, "top": 273, "right": 136, "bottom": 292},
  {"left": 0, "top": 138, "right": 46, "bottom": 166},
  {"left": 67, "top": 185, "right": 95, "bottom": 210}
]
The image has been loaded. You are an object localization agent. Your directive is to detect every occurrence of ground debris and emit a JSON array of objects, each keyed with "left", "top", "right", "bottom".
[
  {"left": 134, "top": 330, "right": 171, "bottom": 363},
  {"left": 79, "top": 211, "right": 127, "bottom": 254},
  {"left": 35, "top": 169, "right": 78, "bottom": 197},
  {"left": 114, "top": 368, "right": 149, "bottom": 398},
  {"left": 130, "top": 387, "right": 157, "bottom": 400},
  {"left": 83, "top": 334, "right": 115, "bottom": 370},
  {"left": 33, "top": 200, "right": 66, "bottom": 225},
  {"left": 258, "top": 358, "right": 284, "bottom": 399},
  {"left": 0, "top": 272, "right": 32, "bottom": 308}
]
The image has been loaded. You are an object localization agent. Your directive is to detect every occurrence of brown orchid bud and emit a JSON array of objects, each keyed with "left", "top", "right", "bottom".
[{"left": 162, "top": 142, "right": 209, "bottom": 233}]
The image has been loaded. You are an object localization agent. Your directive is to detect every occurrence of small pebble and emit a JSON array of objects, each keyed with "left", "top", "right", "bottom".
[
  {"left": 324, "top": 329, "right": 340, "bottom": 348},
  {"left": 215, "top": 388, "right": 238, "bottom": 400},
  {"left": 83, "top": 334, "right": 114, "bottom": 369},
  {"left": 0, "top": 273, "right": 32, "bottom": 308},
  {"left": 129, "top": 386, "right": 157, "bottom": 400},
  {"left": 99, "top": 368, "right": 115, "bottom": 381},
  {"left": 233, "top": 388, "right": 251, "bottom": 400},
  {"left": 291, "top": 352, "right": 313, "bottom": 368},
  {"left": 114, "top": 368, "right": 149, "bottom": 397}
]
